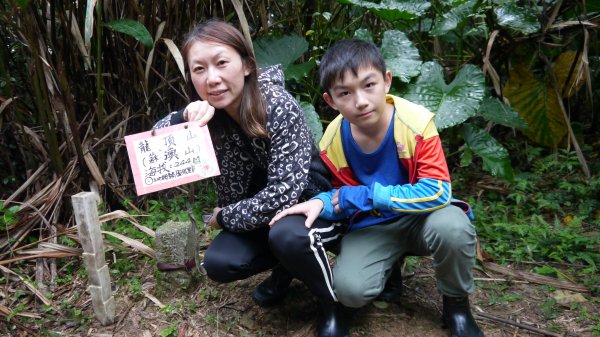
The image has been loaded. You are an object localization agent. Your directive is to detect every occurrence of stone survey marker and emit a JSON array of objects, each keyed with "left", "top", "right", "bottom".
[
  {"left": 154, "top": 220, "right": 204, "bottom": 293},
  {"left": 125, "top": 121, "right": 220, "bottom": 195}
]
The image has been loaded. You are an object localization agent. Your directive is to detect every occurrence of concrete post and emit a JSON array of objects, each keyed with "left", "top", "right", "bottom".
[{"left": 72, "top": 192, "right": 115, "bottom": 326}]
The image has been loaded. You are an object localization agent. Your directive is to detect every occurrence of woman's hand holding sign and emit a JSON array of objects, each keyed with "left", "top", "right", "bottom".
[{"left": 184, "top": 100, "right": 215, "bottom": 126}]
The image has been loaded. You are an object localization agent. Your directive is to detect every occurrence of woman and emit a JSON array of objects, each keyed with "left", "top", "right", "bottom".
[{"left": 154, "top": 20, "right": 346, "bottom": 337}]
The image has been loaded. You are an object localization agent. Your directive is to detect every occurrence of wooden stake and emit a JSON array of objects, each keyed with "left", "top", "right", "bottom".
[{"left": 71, "top": 192, "right": 115, "bottom": 325}]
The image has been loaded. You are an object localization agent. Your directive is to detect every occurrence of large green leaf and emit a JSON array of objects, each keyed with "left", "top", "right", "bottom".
[
  {"left": 254, "top": 35, "right": 308, "bottom": 69},
  {"left": 479, "top": 97, "right": 528, "bottom": 129},
  {"left": 503, "top": 64, "right": 566, "bottom": 147},
  {"left": 404, "top": 62, "right": 485, "bottom": 129},
  {"left": 299, "top": 101, "right": 323, "bottom": 143},
  {"left": 104, "top": 19, "right": 153, "bottom": 49},
  {"left": 381, "top": 30, "right": 421, "bottom": 83},
  {"left": 353, "top": 28, "right": 374, "bottom": 42},
  {"left": 253, "top": 35, "right": 313, "bottom": 81},
  {"left": 461, "top": 123, "right": 514, "bottom": 181},
  {"left": 430, "top": 0, "right": 477, "bottom": 36},
  {"left": 337, "top": 0, "right": 430, "bottom": 21},
  {"left": 494, "top": 3, "right": 540, "bottom": 35},
  {"left": 285, "top": 59, "right": 316, "bottom": 82}
]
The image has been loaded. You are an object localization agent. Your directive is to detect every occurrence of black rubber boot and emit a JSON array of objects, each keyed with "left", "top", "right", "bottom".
[
  {"left": 377, "top": 261, "right": 403, "bottom": 302},
  {"left": 317, "top": 301, "right": 350, "bottom": 337},
  {"left": 442, "top": 296, "right": 484, "bottom": 337},
  {"left": 251, "top": 264, "right": 293, "bottom": 307}
]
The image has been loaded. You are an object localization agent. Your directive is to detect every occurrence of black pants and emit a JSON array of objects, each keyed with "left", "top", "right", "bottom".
[{"left": 203, "top": 215, "right": 345, "bottom": 302}]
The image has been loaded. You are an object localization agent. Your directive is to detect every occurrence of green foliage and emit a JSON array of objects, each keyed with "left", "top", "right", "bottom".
[
  {"left": 353, "top": 28, "right": 373, "bottom": 42},
  {"left": 128, "top": 276, "right": 144, "bottom": 299},
  {"left": 198, "top": 287, "right": 221, "bottom": 301},
  {"left": 404, "top": 62, "right": 485, "bottom": 130},
  {"left": 337, "top": 0, "right": 430, "bottom": 21},
  {"left": 459, "top": 147, "right": 600, "bottom": 289},
  {"left": 160, "top": 322, "right": 178, "bottom": 337},
  {"left": 109, "top": 256, "right": 138, "bottom": 279},
  {"left": 205, "top": 313, "right": 217, "bottom": 324},
  {"left": 159, "top": 304, "right": 175, "bottom": 316},
  {"left": 461, "top": 123, "right": 514, "bottom": 181},
  {"left": 493, "top": 2, "right": 541, "bottom": 35},
  {"left": 479, "top": 283, "right": 521, "bottom": 305},
  {"left": 541, "top": 297, "right": 560, "bottom": 320},
  {"left": 0, "top": 202, "right": 19, "bottom": 231},
  {"left": 430, "top": 0, "right": 478, "bottom": 36},
  {"left": 252, "top": 35, "right": 325, "bottom": 140},
  {"left": 300, "top": 101, "right": 324, "bottom": 142},
  {"left": 381, "top": 30, "right": 422, "bottom": 83},
  {"left": 254, "top": 35, "right": 311, "bottom": 78},
  {"left": 15, "top": 0, "right": 30, "bottom": 8},
  {"left": 478, "top": 97, "right": 528, "bottom": 130},
  {"left": 104, "top": 19, "right": 154, "bottom": 49}
]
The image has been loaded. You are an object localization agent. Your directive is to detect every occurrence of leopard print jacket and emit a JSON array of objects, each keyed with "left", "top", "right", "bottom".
[{"left": 153, "top": 65, "right": 330, "bottom": 232}]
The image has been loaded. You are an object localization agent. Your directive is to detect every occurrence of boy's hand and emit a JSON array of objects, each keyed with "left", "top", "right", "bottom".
[
  {"left": 269, "top": 199, "right": 324, "bottom": 228},
  {"left": 332, "top": 189, "right": 341, "bottom": 213},
  {"left": 184, "top": 100, "right": 215, "bottom": 126}
]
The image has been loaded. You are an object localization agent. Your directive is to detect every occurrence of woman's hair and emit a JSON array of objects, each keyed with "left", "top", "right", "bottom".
[{"left": 182, "top": 19, "right": 267, "bottom": 138}]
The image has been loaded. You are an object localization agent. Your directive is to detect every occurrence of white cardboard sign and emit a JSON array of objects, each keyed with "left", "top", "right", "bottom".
[{"left": 124, "top": 121, "right": 220, "bottom": 195}]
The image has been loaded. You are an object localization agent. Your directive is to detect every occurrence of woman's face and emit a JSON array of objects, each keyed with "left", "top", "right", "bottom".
[{"left": 187, "top": 40, "right": 250, "bottom": 117}]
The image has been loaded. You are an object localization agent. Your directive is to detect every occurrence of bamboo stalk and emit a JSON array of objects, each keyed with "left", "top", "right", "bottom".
[
  {"left": 95, "top": 0, "right": 106, "bottom": 173},
  {"left": 539, "top": 52, "right": 591, "bottom": 179}
]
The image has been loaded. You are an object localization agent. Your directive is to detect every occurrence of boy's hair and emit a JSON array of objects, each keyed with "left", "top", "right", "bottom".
[{"left": 319, "top": 39, "right": 386, "bottom": 92}]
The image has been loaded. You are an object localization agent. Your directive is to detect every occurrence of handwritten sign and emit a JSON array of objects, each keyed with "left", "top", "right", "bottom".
[{"left": 124, "top": 121, "right": 220, "bottom": 195}]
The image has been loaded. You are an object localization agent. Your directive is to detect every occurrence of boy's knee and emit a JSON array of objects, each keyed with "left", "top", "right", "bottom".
[
  {"left": 428, "top": 207, "right": 476, "bottom": 247},
  {"left": 334, "top": 275, "right": 374, "bottom": 308}
]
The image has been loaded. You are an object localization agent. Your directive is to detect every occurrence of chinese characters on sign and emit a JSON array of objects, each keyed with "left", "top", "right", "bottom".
[{"left": 125, "top": 121, "right": 220, "bottom": 195}]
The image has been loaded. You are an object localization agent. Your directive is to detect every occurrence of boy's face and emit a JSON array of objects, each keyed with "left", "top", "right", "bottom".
[{"left": 323, "top": 66, "right": 392, "bottom": 129}]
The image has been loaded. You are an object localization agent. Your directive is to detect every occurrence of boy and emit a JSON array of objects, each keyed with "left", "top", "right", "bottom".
[{"left": 270, "top": 39, "right": 484, "bottom": 337}]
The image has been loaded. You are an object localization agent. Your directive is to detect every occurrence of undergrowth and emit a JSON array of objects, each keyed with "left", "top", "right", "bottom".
[{"left": 454, "top": 146, "right": 600, "bottom": 292}]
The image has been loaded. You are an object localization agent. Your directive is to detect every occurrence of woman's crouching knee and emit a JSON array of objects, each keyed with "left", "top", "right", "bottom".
[
  {"left": 268, "top": 215, "right": 309, "bottom": 256},
  {"left": 203, "top": 250, "right": 243, "bottom": 283}
]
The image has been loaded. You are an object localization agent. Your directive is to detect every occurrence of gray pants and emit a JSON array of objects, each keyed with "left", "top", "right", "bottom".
[{"left": 333, "top": 205, "right": 477, "bottom": 308}]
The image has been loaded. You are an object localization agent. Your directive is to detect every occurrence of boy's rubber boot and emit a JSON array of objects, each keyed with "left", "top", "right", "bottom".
[
  {"left": 376, "top": 262, "right": 403, "bottom": 302},
  {"left": 442, "top": 296, "right": 484, "bottom": 337},
  {"left": 317, "top": 301, "right": 350, "bottom": 337},
  {"left": 251, "top": 264, "right": 293, "bottom": 307}
]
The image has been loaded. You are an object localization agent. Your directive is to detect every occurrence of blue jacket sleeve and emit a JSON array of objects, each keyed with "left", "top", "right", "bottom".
[
  {"left": 337, "top": 178, "right": 452, "bottom": 214},
  {"left": 312, "top": 189, "right": 356, "bottom": 221}
]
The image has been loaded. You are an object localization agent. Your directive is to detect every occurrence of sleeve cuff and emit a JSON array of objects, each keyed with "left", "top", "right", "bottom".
[
  {"left": 170, "top": 108, "right": 186, "bottom": 125},
  {"left": 311, "top": 192, "right": 336, "bottom": 219},
  {"left": 371, "top": 182, "right": 390, "bottom": 210},
  {"left": 216, "top": 209, "right": 225, "bottom": 228}
]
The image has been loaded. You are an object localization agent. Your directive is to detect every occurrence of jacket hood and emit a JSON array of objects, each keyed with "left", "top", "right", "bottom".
[{"left": 258, "top": 64, "right": 285, "bottom": 87}]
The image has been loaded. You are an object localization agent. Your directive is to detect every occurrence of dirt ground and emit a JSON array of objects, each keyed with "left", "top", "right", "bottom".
[{"left": 78, "top": 257, "right": 597, "bottom": 337}]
